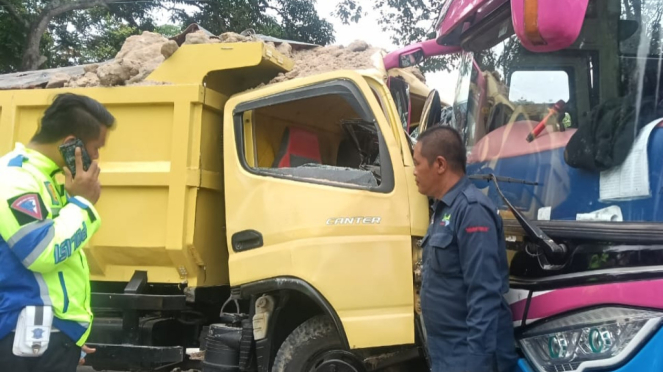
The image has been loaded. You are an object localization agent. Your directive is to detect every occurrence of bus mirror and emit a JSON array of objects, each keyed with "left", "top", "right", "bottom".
[
  {"left": 384, "top": 40, "right": 460, "bottom": 70},
  {"left": 511, "top": 0, "right": 589, "bottom": 52},
  {"left": 399, "top": 49, "right": 425, "bottom": 68}
]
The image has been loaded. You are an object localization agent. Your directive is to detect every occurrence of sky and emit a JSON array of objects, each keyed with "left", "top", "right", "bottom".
[{"left": 315, "top": 0, "right": 459, "bottom": 104}]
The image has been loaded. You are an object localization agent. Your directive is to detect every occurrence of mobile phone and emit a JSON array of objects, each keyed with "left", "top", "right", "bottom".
[{"left": 58, "top": 138, "right": 91, "bottom": 178}]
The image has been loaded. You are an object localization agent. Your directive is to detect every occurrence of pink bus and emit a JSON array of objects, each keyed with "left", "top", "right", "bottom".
[{"left": 389, "top": 1, "right": 663, "bottom": 371}]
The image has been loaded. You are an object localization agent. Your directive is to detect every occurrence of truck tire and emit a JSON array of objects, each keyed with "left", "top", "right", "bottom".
[{"left": 272, "top": 315, "right": 365, "bottom": 372}]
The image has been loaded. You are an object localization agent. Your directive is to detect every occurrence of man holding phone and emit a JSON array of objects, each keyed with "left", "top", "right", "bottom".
[{"left": 0, "top": 93, "right": 115, "bottom": 371}]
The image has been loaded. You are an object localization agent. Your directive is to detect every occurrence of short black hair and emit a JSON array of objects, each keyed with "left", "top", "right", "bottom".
[
  {"left": 417, "top": 125, "right": 467, "bottom": 173},
  {"left": 31, "top": 93, "right": 115, "bottom": 144}
]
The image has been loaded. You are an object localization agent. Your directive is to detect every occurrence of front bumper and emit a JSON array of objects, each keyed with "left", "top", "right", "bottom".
[{"left": 516, "top": 325, "right": 663, "bottom": 372}]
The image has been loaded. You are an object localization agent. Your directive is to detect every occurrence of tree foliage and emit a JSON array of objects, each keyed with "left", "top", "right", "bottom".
[
  {"left": 0, "top": 0, "right": 335, "bottom": 73},
  {"left": 0, "top": 0, "right": 135, "bottom": 71},
  {"left": 334, "top": 0, "right": 460, "bottom": 73},
  {"left": 174, "top": 0, "right": 334, "bottom": 45}
]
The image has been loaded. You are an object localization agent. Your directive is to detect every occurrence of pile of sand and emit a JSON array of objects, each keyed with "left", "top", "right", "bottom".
[
  {"left": 267, "top": 40, "right": 379, "bottom": 85},
  {"left": 57, "top": 31, "right": 176, "bottom": 88},
  {"left": 45, "top": 29, "right": 421, "bottom": 89}
]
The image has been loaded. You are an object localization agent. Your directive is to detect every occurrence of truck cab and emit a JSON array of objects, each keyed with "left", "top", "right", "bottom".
[{"left": 0, "top": 39, "right": 434, "bottom": 371}]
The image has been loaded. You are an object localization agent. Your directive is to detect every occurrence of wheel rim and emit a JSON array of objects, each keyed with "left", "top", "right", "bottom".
[{"left": 306, "top": 350, "right": 365, "bottom": 372}]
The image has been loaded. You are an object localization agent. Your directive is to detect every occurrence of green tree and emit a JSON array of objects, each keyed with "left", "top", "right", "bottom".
[
  {"left": 0, "top": 0, "right": 133, "bottom": 71},
  {"left": 46, "top": 1, "right": 166, "bottom": 67},
  {"left": 154, "top": 24, "right": 182, "bottom": 38},
  {"left": 334, "top": 0, "right": 459, "bottom": 73},
  {"left": 0, "top": 0, "right": 335, "bottom": 74},
  {"left": 173, "top": 0, "right": 334, "bottom": 45}
]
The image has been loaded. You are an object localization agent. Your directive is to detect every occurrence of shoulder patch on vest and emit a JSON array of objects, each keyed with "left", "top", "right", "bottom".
[
  {"left": 7, "top": 154, "right": 25, "bottom": 168},
  {"left": 44, "top": 181, "right": 60, "bottom": 206},
  {"left": 8, "top": 193, "right": 47, "bottom": 226}
]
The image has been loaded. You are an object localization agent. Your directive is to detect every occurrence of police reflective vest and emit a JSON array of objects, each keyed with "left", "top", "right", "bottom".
[{"left": 0, "top": 143, "right": 101, "bottom": 347}]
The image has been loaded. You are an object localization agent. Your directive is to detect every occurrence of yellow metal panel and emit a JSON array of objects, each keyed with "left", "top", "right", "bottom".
[
  {"left": 2, "top": 85, "right": 202, "bottom": 105},
  {"left": 364, "top": 76, "right": 406, "bottom": 158},
  {"left": 363, "top": 76, "right": 430, "bottom": 237},
  {"left": 406, "top": 171, "right": 430, "bottom": 237},
  {"left": 0, "top": 97, "right": 9, "bottom": 154},
  {"left": 192, "top": 107, "right": 229, "bottom": 286},
  {"left": 224, "top": 70, "right": 415, "bottom": 349},
  {"left": 242, "top": 111, "right": 256, "bottom": 167},
  {"left": 201, "top": 88, "right": 229, "bottom": 113},
  {"left": 91, "top": 187, "right": 169, "bottom": 251},
  {"left": 100, "top": 162, "right": 170, "bottom": 187},
  {"left": 199, "top": 105, "right": 224, "bottom": 176},
  {"left": 363, "top": 73, "right": 430, "bottom": 238},
  {"left": 193, "top": 188, "right": 228, "bottom": 285},
  {"left": 148, "top": 43, "right": 293, "bottom": 85},
  {"left": 163, "top": 99, "right": 198, "bottom": 285},
  {"left": 228, "top": 235, "right": 415, "bottom": 348},
  {"left": 0, "top": 84, "right": 229, "bottom": 286}
]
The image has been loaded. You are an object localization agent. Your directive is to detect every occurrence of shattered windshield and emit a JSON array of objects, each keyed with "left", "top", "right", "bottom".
[{"left": 453, "top": 0, "right": 663, "bottom": 223}]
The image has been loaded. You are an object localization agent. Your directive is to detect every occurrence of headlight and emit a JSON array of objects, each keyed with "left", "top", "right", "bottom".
[{"left": 519, "top": 307, "right": 662, "bottom": 372}]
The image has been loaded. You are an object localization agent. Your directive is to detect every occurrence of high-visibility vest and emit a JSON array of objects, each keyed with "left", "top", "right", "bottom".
[{"left": 0, "top": 143, "right": 101, "bottom": 346}]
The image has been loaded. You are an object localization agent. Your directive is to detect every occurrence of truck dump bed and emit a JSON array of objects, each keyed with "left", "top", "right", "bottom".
[{"left": 0, "top": 42, "right": 293, "bottom": 287}]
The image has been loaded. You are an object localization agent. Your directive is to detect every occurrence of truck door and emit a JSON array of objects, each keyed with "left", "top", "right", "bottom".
[{"left": 223, "top": 72, "right": 416, "bottom": 348}]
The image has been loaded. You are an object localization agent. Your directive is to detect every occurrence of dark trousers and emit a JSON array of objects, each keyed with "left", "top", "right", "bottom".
[{"left": 0, "top": 332, "right": 80, "bottom": 372}]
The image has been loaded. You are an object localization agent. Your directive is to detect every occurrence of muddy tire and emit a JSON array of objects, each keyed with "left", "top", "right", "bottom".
[{"left": 272, "top": 315, "right": 365, "bottom": 372}]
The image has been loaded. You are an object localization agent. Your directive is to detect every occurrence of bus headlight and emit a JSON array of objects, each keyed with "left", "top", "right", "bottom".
[{"left": 518, "top": 307, "right": 662, "bottom": 372}]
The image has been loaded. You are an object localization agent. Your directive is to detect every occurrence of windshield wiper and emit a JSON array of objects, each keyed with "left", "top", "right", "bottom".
[
  {"left": 472, "top": 174, "right": 567, "bottom": 269},
  {"left": 469, "top": 174, "right": 539, "bottom": 186}
]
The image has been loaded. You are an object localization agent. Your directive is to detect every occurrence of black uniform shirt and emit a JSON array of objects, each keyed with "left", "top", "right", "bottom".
[{"left": 420, "top": 176, "right": 517, "bottom": 372}]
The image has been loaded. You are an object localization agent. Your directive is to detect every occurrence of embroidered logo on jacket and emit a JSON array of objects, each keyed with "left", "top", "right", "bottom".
[
  {"left": 8, "top": 193, "right": 47, "bottom": 225},
  {"left": 466, "top": 226, "right": 490, "bottom": 233},
  {"left": 440, "top": 214, "right": 451, "bottom": 227}
]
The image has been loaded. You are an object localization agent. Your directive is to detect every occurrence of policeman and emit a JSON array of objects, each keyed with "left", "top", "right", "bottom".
[
  {"left": 413, "top": 126, "right": 517, "bottom": 372},
  {"left": 0, "top": 93, "right": 114, "bottom": 372}
]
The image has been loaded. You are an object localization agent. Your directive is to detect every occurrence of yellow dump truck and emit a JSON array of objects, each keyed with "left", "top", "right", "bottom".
[{"left": 0, "top": 41, "right": 441, "bottom": 371}]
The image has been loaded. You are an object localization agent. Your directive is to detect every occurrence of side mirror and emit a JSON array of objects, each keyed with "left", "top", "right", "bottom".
[
  {"left": 512, "top": 0, "right": 589, "bottom": 52},
  {"left": 384, "top": 40, "right": 460, "bottom": 70},
  {"left": 399, "top": 49, "right": 425, "bottom": 68}
]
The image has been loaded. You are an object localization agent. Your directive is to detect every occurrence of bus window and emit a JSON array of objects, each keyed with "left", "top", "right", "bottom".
[
  {"left": 509, "top": 71, "right": 570, "bottom": 104},
  {"left": 450, "top": 0, "right": 663, "bottom": 224}
]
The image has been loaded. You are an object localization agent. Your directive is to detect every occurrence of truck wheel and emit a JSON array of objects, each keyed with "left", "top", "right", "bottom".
[{"left": 272, "top": 315, "right": 365, "bottom": 372}]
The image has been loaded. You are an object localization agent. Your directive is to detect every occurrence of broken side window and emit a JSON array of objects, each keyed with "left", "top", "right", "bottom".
[{"left": 234, "top": 80, "right": 393, "bottom": 192}]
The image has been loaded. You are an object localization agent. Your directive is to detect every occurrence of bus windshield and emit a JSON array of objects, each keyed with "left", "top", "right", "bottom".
[{"left": 452, "top": 0, "right": 663, "bottom": 224}]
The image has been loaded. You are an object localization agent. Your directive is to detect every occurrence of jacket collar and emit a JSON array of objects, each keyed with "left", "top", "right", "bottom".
[
  {"left": 440, "top": 176, "right": 470, "bottom": 207},
  {"left": 14, "top": 143, "right": 62, "bottom": 177}
]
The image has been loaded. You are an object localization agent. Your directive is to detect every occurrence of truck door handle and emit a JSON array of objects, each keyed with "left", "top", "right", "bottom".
[{"left": 231, "top": 230, "right": 263, "bottom": 252}]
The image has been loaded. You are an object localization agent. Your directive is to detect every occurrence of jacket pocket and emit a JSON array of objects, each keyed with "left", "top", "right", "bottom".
[
  {"left": 58, "top": 271, "right": 69, "bottom": 313},
  {"left": 429, "top": 230, "right": 460, "bottom": 274},
  {"left": 429, "top": 231, "right": 453, "bottom": 249}
]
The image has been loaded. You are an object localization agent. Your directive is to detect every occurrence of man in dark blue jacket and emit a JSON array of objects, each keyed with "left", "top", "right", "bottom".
[{"left": 413, "top": 126, "right": 517, "bottom": 372}]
